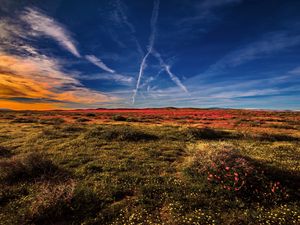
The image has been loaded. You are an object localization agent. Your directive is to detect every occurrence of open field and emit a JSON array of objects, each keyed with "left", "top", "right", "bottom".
[{"left": 0, "top": 108, "right": 299, "bottom": 224}]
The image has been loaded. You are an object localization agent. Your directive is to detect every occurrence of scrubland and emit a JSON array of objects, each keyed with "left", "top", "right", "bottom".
[{"left": 0, "top": 108, "right": 299, "bottom": 224}]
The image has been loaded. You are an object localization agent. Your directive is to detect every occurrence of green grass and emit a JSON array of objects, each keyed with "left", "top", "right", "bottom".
[{"left": 0, "top": 113, "right": 299, "bottom": 224}]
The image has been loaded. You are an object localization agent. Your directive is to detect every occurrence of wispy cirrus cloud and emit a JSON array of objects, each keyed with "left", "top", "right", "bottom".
[
  {"left": 85, "top": 55, "right": 115, "bottom": 73},
  {"left": 205, "top": 31, "right": 300, "bottom": 75},
  {"left": 21, "top": 7, "right": 81, "bottom": 58},
  {"left": 143, "top": 61, "right": 300, "bottom": 106},
  {"left": 187, "top": 30, "right": 300, "bottom": 85},
  {"left": 76, "top": 72, "right": 134, "bottom": 84},
  {"left": 288, "top": 66, "right": 300, "bottom": 75},
  {"left": 20, "top": 7, "right": 128, "bottom": 84},
  {"left": 179, "top": 0, "right": 243, "bottom": 25},
  {"left": 21, "top": 8, "right": 122, "bottom": 76}
]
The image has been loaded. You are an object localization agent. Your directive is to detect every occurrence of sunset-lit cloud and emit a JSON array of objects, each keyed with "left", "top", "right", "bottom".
[{"left": 0, "top": 54, "right": 118, "bottom": 110}]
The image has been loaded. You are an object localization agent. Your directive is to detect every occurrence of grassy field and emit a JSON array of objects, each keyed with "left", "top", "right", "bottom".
[{"left": 0, "top": 108, "right": 299, "bottom": 224}]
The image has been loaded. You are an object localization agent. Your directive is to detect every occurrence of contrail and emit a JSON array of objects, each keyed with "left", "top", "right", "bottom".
[
  {"left": 152, "top": 49, "right": 188, "bottom": 93},
  {"left": 132, "top": 0, "right": 160, "bottom": 104},
  {"left": 115, "top": 0, "right": 144, "bottom": 57}
]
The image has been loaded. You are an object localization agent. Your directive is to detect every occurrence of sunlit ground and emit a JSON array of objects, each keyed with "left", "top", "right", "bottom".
[{"left": 0, "top": 108, "right": 299, "bottom": 224}]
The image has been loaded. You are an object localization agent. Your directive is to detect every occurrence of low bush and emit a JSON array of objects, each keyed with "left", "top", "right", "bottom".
[
  {"left": 184, "top": 127, "right": 230, "bottom": 140},
  {"left": 85, "top": 126, "right": 158, "bottom": 142},
  {"left": 0, "top": 153, "right": 62, "bottom": 183},
  {"left": 11, "top": 117, "right": 38, "bottom": 123},
  {"left": 2, "top": 114, "right": 16, "bottom": 119},
  {"left": 39, "top": 118, "right": 65, "bottom": 125},
  {"left": 86, "top": 113, "right": 96, "bottom": 117},
  {"left": 258, "top": 133, "right": 299, "bottom": 142},
  {"left": 126, "top": 117, "right": 140, "bottom": 122},
  {"left": 29, "top": 180, "right": 76, "bottom": 222},
  {"left": 0, "top": 146, "right": 11, "bottom": 157},
  {"left": 112, "top": 114, "right": 127, "bottom": 121},
  {"left": 76, "top": 118, "right": 91, "bottom": 123},
  {"left": 29, "top": 182, "right": 103, "bottom": 224},
  {"left": 110, "top": 126, "right": 157, "bottom": 141},
  {"left": 61, "top": 125, "right": 86, "bottom": 133},
  {"left": 187, "top": 146, "right": 288, "bottom": 202}
]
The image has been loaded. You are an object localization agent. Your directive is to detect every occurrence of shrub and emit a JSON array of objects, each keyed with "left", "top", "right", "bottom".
[
  {"left": 126, "top": 117, "right": 140, "bottom": 122},
  {"left": 0, "top": 146, "right": 11, "bottom": 157},
  {"left": 112, "top": 115, "right": 127, "bottom": 121},
  {"left": 258, "top": 133, "right": 299, "bottom": 142},
  {"left": 187, "top": 146, "right": 288, "bottom": 202},
  {"left": 85, "top": 126, "right": 158, "bottom": 142},
  {"left": 0, "top": 153, "right": 62, "bottom": 183},
  {"left": 86, "top": 113, "right": 96, "bottom": 117},
  {"left": 40, "top": 128, "right": 68, "bottom": 139},
  {"left": 184, "top": 127, "right": 230, "bottom": 140},
  {"left": 11, "top": 117, "right": 38, "bottom": 123},
  {"left": 61, "top": 125, "right": 85, "bottom": 133},
  {"left": 76, "top": 118, "right": 91, "bottom": 123},
  {"left": 39, "top": 118, "right": 65, "bottom": 125},
  {"left": 2, "top": 114, "right": 16, "bottom": 119},
  {"left": 29, "top": 182, "right": 103, "bottom": 224},
  {"left": 29, "top": 180, "right": 76, "bottom": 222},
  {"left": 107, "top": 126, "right": 158, "bottom": 141}
]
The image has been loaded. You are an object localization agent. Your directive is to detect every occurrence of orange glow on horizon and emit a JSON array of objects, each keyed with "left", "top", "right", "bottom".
[{"left": 0, "top": 100, "right": 64, "bottom": 110}]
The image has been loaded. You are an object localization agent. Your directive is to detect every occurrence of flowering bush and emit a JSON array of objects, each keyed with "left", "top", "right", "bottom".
[{"left": 189, "top": 146, "right": 288, "bottom": 201}]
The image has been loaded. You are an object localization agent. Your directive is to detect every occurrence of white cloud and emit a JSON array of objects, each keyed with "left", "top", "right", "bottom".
[
  {"left": 21, "top": 7, "right": 81, "bottom": 57},
  {"left": 85, "top": 55, "right": 115, "bottom": 73},
  {"left": 21, "top": 8, "right": 121, "bottom": 76},
  {"left": 210, "top": 89, "right": 279, "bottom": 98},
  {"left": 78, "top": 72, "right": 134, "bottom": 84}
]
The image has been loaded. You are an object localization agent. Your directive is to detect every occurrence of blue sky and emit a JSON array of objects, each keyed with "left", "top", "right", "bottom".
[{"left": 0, "top": 0, "right": 299, "bottom": 109}]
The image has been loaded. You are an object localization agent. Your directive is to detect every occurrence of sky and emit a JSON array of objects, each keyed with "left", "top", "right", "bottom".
[{"left": 0, "top": 0, "right": 300, "bottom": 110}]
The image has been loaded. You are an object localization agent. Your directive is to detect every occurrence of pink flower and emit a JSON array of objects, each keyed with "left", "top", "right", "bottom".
[
  {"left": 234, "top": 177, "right": 239, "bottom": 181},
  {"left": 225, "top": 166, "right": 230, "bottom": 171},
  {"left": 234, "top": 172, "right": 238, "bottom": 177}
]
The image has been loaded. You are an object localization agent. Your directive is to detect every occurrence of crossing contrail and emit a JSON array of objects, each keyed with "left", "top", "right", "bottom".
[
  {"left": 132, "top": 0, "right": 160, "bottom": 104},
  {"left": 152, "top": 49, "right": 188, "bottom": 93}
]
